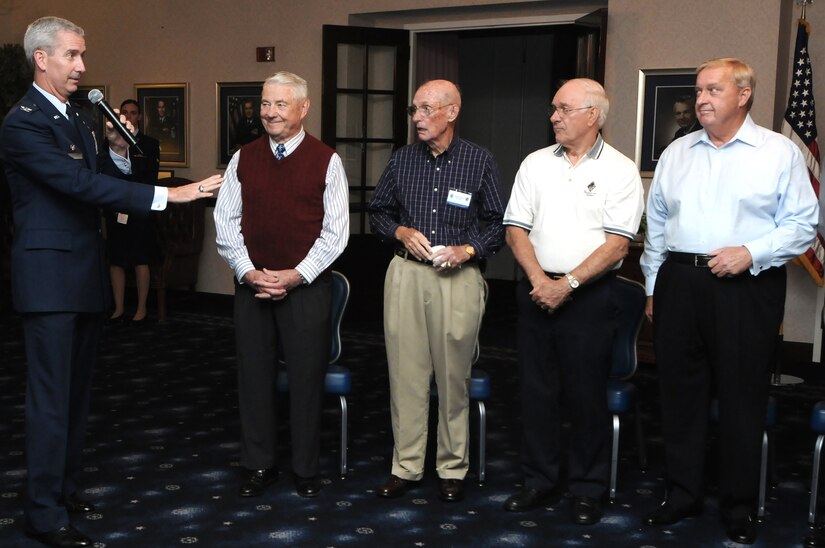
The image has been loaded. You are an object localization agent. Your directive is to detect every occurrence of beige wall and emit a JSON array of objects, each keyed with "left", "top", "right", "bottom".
[{"left": 2, "top": 0, "right": 824, "bottom": 345}]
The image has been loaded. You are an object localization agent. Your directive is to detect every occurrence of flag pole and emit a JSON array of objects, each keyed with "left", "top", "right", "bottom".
[{"left": 797, "top": 0, "right": 812, "bottom": 21}]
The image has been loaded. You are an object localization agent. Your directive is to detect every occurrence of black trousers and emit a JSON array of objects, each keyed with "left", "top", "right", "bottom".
[
  {"left": 653, "top": 259, "right": 785, "bottom": 518},
  {"left": 22, "top": 312, "right": 101, "bottom": 533},
  {"left": 516, "top": 274, "right": 617, "bottom": 498},
  {"left": 233, "top": 274, "right": 331, "bottom": 478}
]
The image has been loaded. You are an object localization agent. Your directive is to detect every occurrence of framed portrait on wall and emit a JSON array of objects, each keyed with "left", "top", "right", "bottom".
[
  {"left": 135, "top": 83, "right": 189, "bottom": 167},
  {"left": 69, "top": 85, "right": 108, "bottom": 151},
  {"left": 635, "top": 68, "right": 698, "bottom": 176},
  {"left": 216, "top": 81, "right": 264, "bottom": 167}
]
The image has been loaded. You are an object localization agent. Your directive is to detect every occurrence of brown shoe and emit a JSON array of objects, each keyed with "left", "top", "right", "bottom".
[
  {"left": 377, "top": 475, "right": 418, "bottom": 498},
  {"left": 439, "top": 478, "right": 464, "bottom": 502}
]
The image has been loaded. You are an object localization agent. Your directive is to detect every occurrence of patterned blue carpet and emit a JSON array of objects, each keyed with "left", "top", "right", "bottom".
[{"left": 0, "top": 300, "right": 824, "bottom": 547}]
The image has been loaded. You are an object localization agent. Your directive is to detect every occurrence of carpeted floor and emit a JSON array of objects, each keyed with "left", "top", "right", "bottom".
[{"left": 1, "top": 287, "right": 825, "bottom": 547}]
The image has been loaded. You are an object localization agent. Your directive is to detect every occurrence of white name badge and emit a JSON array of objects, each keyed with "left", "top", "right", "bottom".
[
  {"left": 117, "top": 212, "right": 129, "bottom": 225},
  {"left": 446, "top": 189, "right": 472, "bottom": 209}
]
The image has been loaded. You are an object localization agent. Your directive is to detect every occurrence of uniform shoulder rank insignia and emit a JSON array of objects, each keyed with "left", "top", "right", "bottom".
[{"left": 19, "top": 105, "right": 33, "bottom": 112}]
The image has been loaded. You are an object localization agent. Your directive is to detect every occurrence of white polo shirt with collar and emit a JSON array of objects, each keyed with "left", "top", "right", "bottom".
[{"left": 503, "top": 134, "right": 644, "bottom": 274}]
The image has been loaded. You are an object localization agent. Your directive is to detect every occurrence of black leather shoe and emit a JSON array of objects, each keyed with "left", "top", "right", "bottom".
[
  {"left": 643, "top": 500, "right": 702, "bottom": 526},
  {"left": 294, "top": 475, "right": 321, "bottom": 498},
  {"left": 572, "top": 496, "right": 603, "bottom": 525},
  {"left": 239, "top": 468, "right": 278, "bottom": 497},
  {"left": 725, "top": 515, "right": 756, "bottom": 545},
  {"left": 503, "top": 486, "right": 557, "bottom": 512},
  {"left": 63, "top": 493, "right": 95, "bottom": 513},
  {"left": 377, "top": 475, "right": 418, "bottom": 498},
  {"left": 439, "top": 479, "right": 464, "bottom": 502},
  {"left": 804, "top": 526, "right": 825, "bottom": 548},
  {"left": 26, "top": 525, "right": 92, "bottom": 547}
]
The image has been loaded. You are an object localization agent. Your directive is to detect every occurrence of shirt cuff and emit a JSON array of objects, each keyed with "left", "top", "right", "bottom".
[
  {"left": 151, "top": 186, "right": 168, "bottom": 211},
  {"left": 109, "top": 147, "right": 131, "bottom": 174}
]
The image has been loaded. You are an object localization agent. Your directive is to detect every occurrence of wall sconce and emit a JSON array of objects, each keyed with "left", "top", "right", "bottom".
[{"left": 256, "top": 47, "right": 275, "bottom": 62}]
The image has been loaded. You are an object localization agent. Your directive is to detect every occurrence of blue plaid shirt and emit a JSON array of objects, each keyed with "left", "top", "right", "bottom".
[{"left": 368, "top": 137, "right": 505, "bottom": 258}]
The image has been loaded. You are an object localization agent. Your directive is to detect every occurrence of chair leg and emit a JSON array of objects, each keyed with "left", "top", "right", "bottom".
[
  {"left": 633, "top": 402, "right": 648, "bottom": 471},
  {"left": 758, "top": 430, "right": 768, "bottom": 519},
  {"left": 339, "top": 395, "right": 348, "bottom": 478},
  {"left": 610, "top": 414, "right": 620, "bottom": 500},
  {"left": 810, "top": 434, "right": 825, "bottom": 525},
  {"left": 477, "top": 400, "right": 486, "bottom": 484}
]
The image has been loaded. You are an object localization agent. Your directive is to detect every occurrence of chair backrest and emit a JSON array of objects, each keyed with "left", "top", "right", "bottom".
[
  {"left": 610, "top": 275, "right": 647, "bottom": 380},
  {"left": 329, "top": 271, "right": 350, "bottom": 364}
]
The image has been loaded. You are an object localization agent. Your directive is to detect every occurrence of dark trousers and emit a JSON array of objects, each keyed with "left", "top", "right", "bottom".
[
  {"left": 516, "top": 275, "right": 617, "bottom": 499},
  {"left": 234, "top": 274, "right": 331, "bottom": 478},
  {"left": 653, "top": 260, "right": 785, "bottom": 518},
  {"left": 22, "top": 312, "right": 101, "bottom": 533}
]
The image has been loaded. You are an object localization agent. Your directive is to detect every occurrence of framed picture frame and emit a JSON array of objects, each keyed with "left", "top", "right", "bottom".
[
  {"left": 157, "top": 169, "right": 175, "bottom": 180},
  {"left": 135, "top": 83, "right": 189, "bottom": 167},
  {"left": 69, "top": 84, "right": 108, "bottom": 151},
  {"left": 635, "top": 68, "right": 698, "bottom": 176},
  {"left": 216, "top": 81, "right": 264, "bottom": 167}
]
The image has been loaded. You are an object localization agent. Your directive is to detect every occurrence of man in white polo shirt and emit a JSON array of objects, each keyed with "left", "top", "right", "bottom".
[{"left": 502, "top": 78, "right": 644, "bottom": 524}]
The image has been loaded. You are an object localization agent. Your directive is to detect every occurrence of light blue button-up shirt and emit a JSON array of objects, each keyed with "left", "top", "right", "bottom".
[{"left": 641, "top": 114, "right": 819, "bottom": 295}]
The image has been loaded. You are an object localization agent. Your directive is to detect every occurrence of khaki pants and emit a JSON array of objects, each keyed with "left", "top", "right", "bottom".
[{"left": 383, "top": 255, "right": 485, "bottom": 480}]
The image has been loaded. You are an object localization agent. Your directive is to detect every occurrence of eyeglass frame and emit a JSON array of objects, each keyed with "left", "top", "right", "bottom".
[
  {"left": 547, "top": 104, "right": 594, "bottom": 118},
  {"left": 406, "top": 103, "right": 455, "bottom": 118}
]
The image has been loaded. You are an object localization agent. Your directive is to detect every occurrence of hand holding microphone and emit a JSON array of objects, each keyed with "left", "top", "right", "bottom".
[{"left": 87, "top": 89, "right": 144, "bottom": 155}]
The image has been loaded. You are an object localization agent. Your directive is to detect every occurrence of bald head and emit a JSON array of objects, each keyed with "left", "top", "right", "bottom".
[
  {"left": 418, "top": 79, "right": 462, "bottom": 111},
  {"left": 411, "top": 79, "right": 462, "bottom": 154}
]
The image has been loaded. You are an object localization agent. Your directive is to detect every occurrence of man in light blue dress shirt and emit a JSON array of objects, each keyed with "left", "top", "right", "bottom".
[{"left": 641, "top": 57, "right": 818, "bottom": 545}]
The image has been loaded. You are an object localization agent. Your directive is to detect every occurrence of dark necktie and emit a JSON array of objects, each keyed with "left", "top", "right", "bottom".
[{"left": 276, "top": 143, "right": 286, "bottom": 160}]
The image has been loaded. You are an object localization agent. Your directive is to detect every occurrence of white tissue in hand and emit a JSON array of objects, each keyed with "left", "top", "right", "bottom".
[{"left": 430, "top": 245, "right": 446, "bottom": 266}]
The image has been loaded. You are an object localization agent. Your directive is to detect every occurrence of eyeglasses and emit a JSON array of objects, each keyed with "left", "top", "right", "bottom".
[
  {"left": 547, "top": 105, "right": 594, "bottom": 117},
  {"left": 406, "top": 104, "right": 454, "bottom": 117}
]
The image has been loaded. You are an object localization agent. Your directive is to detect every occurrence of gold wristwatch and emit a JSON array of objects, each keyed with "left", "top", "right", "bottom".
[{"left": 464, "top": 245, "right": 476, "bottom": 258}]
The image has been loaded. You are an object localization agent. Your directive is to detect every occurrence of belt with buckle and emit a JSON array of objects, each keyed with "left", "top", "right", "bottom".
[
  {"left": 395, "top": 248, "right": 433, "bottom": 265},
  {"left": 669, "top": 252, "right": 713, "bottom": 268}
]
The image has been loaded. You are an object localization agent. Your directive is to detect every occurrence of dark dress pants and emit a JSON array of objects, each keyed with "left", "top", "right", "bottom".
[
  {"left": 234, "top": 274, "right": 331, "bottom": 478},
  {"left": 22, "top": 312, "right": 101, "bottom": 533},
  {"left": 517, "top": 275, "right": 617, "bottom": 499},
  {"left": 653, "top": 260, "right": 785, "bottom": 518}
]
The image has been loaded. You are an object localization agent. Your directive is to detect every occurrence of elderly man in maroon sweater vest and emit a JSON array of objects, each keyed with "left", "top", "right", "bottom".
[{"left": 214, "top": 71, "right": 349, "bottom": 498}]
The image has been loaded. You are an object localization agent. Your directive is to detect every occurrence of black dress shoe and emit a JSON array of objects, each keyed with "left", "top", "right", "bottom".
[
  {"left": 439, "top": 478, "right": 464, "bottom": 502},
  {"left": 27, "top": 524, "right": 92, "bottom": 547},
  {"left": 643, "top": 500, "right": 702, "bottom": 526},
  {"left": 239, "top": 468, "right": 278, "bottom": 497},
  {"left": 63, "top": 493, "right": 95, "bottom": 513},
  {"left": 294, "top": 475, "right": 321, "bottom": 498},
  {"left": 377, "top": 475, "right": 418, "bottom": 498},
  {"left": 804, "top": 526, "right": 825, "bottom": 548},
  {"left": 572, "top": 496, "right": 603, "bottom": 525},
  {"left": 503, "top": 486, "right": 557, "bottom": 512},
  {"left": 725, "top": 515, "right": 756, "bottom": 545}
]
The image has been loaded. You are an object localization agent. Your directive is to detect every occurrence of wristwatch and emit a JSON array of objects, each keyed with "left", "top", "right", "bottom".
[
  {"left": 464, "top": 245, "right": 476, "bottom": 258},
  {"left": 565, "top": 273, "right": 580, "bottom": 289}
]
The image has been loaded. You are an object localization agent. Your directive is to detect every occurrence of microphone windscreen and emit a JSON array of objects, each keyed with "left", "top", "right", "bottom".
[{"left": 87, "top": 89, "right": 104, "bottom": 104}]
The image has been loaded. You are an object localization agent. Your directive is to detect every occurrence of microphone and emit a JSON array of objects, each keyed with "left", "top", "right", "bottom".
[{"left": 87, "top": 89, "right": 143, "bottom": 154}]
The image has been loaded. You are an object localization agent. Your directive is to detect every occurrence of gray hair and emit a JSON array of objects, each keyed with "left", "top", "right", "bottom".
[
  {"left": 264, "top": 71, "right": 308, "bottom": 102},
  {"left": 24, "top": 16, "right": 84, "bottom": 69},
  {"left": 578, "top": 78, "right": 610, "bottom": 128}
]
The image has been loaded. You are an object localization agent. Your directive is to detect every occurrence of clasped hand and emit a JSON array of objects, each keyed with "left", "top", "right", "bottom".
[{"left": 242, "top": 269, "right": 302, "bottom": 300}]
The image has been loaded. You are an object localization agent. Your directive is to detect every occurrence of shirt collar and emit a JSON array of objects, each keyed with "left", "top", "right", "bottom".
[
  {"left": 552, "top": 133, "right": 605, "bottom": 159},
  {"left": 269, "top": 127, "right": 305, "bottom": 158},
  {"left": 33, "top": 82, "right": 70, "bottom": 119},
  {"left": 694, "top": 114, "right": 758, "bottom": 149}
]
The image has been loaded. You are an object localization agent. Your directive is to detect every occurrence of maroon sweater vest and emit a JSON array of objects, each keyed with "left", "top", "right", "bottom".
[{"left": 237, "top": 134, "right": 334, "bottom": 270}]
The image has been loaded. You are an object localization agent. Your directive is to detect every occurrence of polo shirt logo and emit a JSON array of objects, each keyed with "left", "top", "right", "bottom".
[{"left": 585, "top": 181, "right": 597, "bottom": 196}]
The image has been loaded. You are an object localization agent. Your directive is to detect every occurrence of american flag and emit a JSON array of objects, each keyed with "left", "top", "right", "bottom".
[{"left": 782, "top": 19, "right": 823, "bottom": 286}]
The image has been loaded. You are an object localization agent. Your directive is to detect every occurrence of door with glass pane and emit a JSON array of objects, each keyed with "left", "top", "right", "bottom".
[{"left": 321, "top": 25, "right": 410, "bottom": 235}]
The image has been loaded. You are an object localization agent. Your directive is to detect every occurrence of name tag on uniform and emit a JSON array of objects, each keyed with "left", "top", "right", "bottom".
[
  {"left": 446, "top": 189, "right": 472, "bottom": 209},
  {"left": 117, "top": 213, "right": 129, "bottom": 224}
]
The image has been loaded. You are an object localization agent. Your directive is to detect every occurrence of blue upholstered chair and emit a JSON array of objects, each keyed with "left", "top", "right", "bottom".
[
  {"left": 710, "top": 396, "right": 777, "bottom": 519},
  {"left": 277, "top": 271, "right": 351, "bottom": 477},
  {"left": 808, "top": 401, "right": 825, "bottom": 524},
  {"left": 606, "top": 275, "right": 648, "bottom": 500},
  {"left": 431, "top": 280, "right": 491, "bottom": 484}
]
